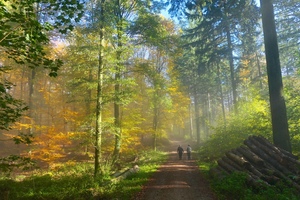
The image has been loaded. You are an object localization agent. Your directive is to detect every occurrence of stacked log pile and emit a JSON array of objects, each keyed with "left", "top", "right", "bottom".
[{"left": 210, "top": 135, "right": 300, "bottom": 191}]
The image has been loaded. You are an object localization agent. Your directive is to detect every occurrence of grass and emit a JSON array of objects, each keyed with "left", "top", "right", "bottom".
[
  {"left": 0, "top": 150, "right": 167, "bottom": 200},
  {"left": 197, "top": 161, "right": 300, "bottom": 200}
]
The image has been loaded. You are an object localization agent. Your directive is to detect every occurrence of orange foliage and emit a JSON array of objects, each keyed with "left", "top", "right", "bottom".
[{"left": 31, "top": 126, "right": 72, "bottom": 167}]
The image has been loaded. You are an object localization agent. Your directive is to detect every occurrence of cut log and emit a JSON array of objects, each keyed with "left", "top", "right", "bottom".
[
  {"left": 112, "top": 165, "right": 139, "bottom": 182},
  {"left": 212, "top": 135, "right": 300, "bottom": 192},
  {"left": 249, "top": 136, "right": 283, "bottom": 163},
  {"left": 236, "top": 146, "right": 265, "bottom": 168},
  {"left": 256, "top": 135, "right": 298, "bottom": 160},
  {"left": 253, "top": 136, "right": 300, "bottom": 172},
  {"left": 226, "top": 152, "right": 251, "bottom": 169},
  {"left": 217, "top": 159, "right": 237, "bottom": 173},
  {"left": 222, "top": 156, "right": 243, "bottom": 171},
  {"left": 261, "top": 175, "right": 280, "bottom": 185},
  {"left": 281, "top": 156, "right": 300, "bottom": 174},
  {"left": 246, "top": 163, "right": 263, "bottom": 178},
  {"left": 251, "top": 137, "right": 296, "bottom": 175},
  {"left": 244, "top": 139, "right": 292, "bottom": 175},
  {"left": 229, "top": 149, "right": 271, "bottom": 182}
]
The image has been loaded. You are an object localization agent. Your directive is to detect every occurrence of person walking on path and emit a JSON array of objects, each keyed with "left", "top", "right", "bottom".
[
  {"left": 177, "top": 145, "right": 184, "bottom": 160},
  {"left": 187, "top": 145, "right": 192, "bottom": 160},
  {"left": 133, "top": 145, "right": 218, "bottom": 200}
]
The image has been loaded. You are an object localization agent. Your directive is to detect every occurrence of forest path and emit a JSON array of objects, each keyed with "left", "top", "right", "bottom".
[{"left": 133, "top": 139, "right": 218, "bottom": 200}]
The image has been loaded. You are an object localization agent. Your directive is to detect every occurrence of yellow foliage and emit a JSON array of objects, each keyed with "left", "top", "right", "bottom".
[
  {"left": 11, "top": 121, "right": 33, "bottom": 130},
  {"left": 30, "top": 126, "right": 72, "bottom": 166},
  {"left": 240, "top": 68, "right": 250, "bottom": 79},
  {"left": 239, "top": 58, "right": 251, "bottom": 82}
]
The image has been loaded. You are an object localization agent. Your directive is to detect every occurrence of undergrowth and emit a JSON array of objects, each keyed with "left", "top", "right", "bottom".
[
  {"left": 198, "top": 161, "right": 300, "bottom": 200},
  {"left": 0, "top": 150, "right": 167, "bottom": 200},
  {"left": 211, "top": 171, "right": 300, "bottom": 200}
]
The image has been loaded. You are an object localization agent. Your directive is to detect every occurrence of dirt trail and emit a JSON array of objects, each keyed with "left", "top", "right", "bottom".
[{"left": 133, "top": 140, "right": 218, "bottom": 200}]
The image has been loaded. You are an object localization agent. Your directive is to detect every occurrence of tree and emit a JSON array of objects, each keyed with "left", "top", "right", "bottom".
[
  {"left": 110, "top": 0, "right": 137, "bottom": 164},
  {"left": 174, "top": 47, "right": 203, "bottom": 144},
  {"left": 172, "top": 1, "right": 260, "bottom": 144},
  {"left": 64, "top": 0, "right": 148, "bottom": 173},
  {"left": 0, "top": 0, "right": 83, "bottom": 172},
  {"left": 260, "top": 0, "right": 291, "bottom": 152},
  {"left": 0, "top": 0, "right": 83, "bottom": 76},
  {"left": 89, "top": 0, "right": 106, "bottom": 178},
  {"left": 169, "top": 0, "right": 291, "bottom": 151},
  {"left": 185, "top": 0, "right": 259, "bottom": 111},
  {"left": 0, "top": 81, "right": 28, "bottom": 131},
  {"left": 131, "top": 14, "right": 183, "bottom": 150},
  {"left": 273, "top": 0, "right": 300, "bottom": 75}
]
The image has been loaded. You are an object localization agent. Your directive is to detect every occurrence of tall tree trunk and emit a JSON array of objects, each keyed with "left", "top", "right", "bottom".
[
  {"left": 224, "top": 16, "right": 237, "bottom": 112},
  {"left": 84, "top": 69, "right": 93, "bottom": 154},
  {"left": 94, "top": 0, "right": 105, "bottom": 178},
  {"left": 113, "top": 55, "right": 121, "bottom": 163},
  {"left": 193, "top": 88, "right": 201, "bottom": 145},
  {"left": 217, "top": 63, "right": 226, "bottom": 127},
  {"left": 202, "top": 98, "right": 208, "bottom": 139},
  {"left": 255, "top": 52, "right": 263, "bottom": 90},
  {"left": 112, "top": 2, "right": 123, "bottom": 162},
  {"left": 206, "top": 92, "right": 211, "bottom": 138},
  {"left": 260, "top": 0, "right": 291, "bottom": 152},
  {"left": 152, "top": 105, "right": 158, "bottom": 151},
  {"left": 86, "top": 69, "right": 93, "bottom": 116},
  {"left": 189, "top": 103, "right": 194, "bottom": 139},
  {"left": 28, "top": 68, "right": 36, "bottom": 134}
]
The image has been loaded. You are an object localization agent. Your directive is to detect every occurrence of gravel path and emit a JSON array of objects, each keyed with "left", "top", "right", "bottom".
[{"left": 133, "top": 141, "right": 218, "bottom": 200}]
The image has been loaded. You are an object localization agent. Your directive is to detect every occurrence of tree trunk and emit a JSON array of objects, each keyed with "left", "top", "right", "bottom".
[
  {"left": 112, "top": 44, "right": 122, "bottom": 163},
  {"left": 236, "top": 146, "right": 264, "bottom": 168},
  {"left": 217, "top": 64, "right": 226, "bottom": 127},
  {"left": 255, "top": 52, "right": 263, "bottom": 90},
  {"left": 112, "top": 0, "right": 125, "bottom": 163},
  {"left": 28, "top": 68, "right": 36, "bottom": 134},
  {"left": 260, "top": 0, "right": 292, "bottom": 152},
  {"left": 189, "top": 103, "right": 193, "bottom": 139},
  {"left": 85, "top": 69, "right": 93, "bottom": 154},
  {"left": 152, "top": 105, "right": 158, "bottom": 151},
  {"left": 224, "top": 11, "right": 237, "bottom": 112},
  {"left": 204, "top": 93, "right": 211, "bottom": 138},
  {"left": 193, "top": 88, "right": 201, "bottom": 145},
  {"left": 113, "top": 82, "right": 121, "bottom": 162},
  {"left": 94, "top": 0, "right": 105, "bottom": 178}
]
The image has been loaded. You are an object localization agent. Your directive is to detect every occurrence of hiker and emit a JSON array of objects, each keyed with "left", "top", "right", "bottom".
[
  {"left": 187, "top": 145, "right": 192, "bottom": 160},
  {"left": 177, "top": 145, "right": 184, "bottom": 160}
]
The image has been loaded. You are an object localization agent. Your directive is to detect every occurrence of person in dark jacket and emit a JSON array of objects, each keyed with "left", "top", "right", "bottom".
[{"left": 177, "top": 145, "right": 184, "bottom": 160}]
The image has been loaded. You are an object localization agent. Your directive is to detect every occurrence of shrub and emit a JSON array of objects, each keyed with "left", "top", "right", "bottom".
[{"left": 199, "top": 97, "right": 272, "bottom": 162}]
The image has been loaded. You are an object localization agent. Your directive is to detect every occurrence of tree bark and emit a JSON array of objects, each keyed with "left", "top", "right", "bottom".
[
  {"left": 217, "top": 159, "right": 236, "bottom": 173},
  {"left": 112, "top": 21, "right": 123, "bottom": 163},
  {"left": 244, "top": 139, "right": 292, "bottom": 175},
  {"left": 260, "top": 0, "right": 292, "bottom": 152},
  {"left": 189, "top": 103, "right": 194, "bottom": 139},
  {"left": 226, "top": 152, "right": 251, "bottom": 169},
  {"left": 217, "top": 63, "right": 226, "bottom": 127},
  {"left": 28, "top": 68, "right": 36, "bottom": 134},
  {"left": 224, "top": 6, "right": 237, "bottom": 112},
  {"left": 94, "top": 0, "right": 105, "bottom": 178},
  {"left": 236, "top": 146, "right": 264, "bottom": 168},
  {"left": 152, "top": 103, "right": 159, "bottom": 151},
  {"left": 193, "top": 88, "right": 201, "bottom": 145}
]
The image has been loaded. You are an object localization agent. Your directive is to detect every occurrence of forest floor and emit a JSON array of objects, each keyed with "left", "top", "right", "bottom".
[{"left": 132, "top": 140, "right": 218, "bottom": 200}]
